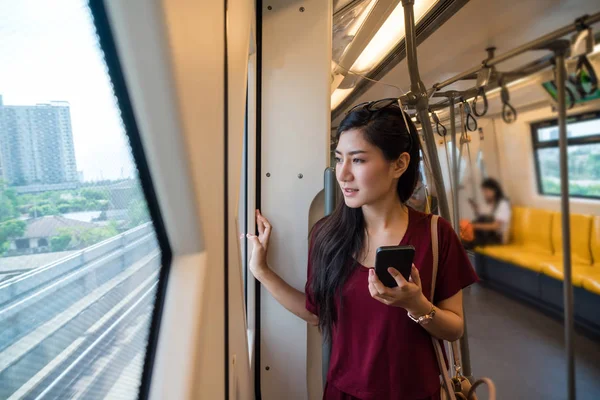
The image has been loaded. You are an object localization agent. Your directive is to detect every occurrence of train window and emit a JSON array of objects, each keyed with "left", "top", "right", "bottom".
[
  {"left": 0, "top": 1, "right": 164, "bottom": 399},
  {"left": 532, "top": 111, "right": 600, "bottom": 199}
]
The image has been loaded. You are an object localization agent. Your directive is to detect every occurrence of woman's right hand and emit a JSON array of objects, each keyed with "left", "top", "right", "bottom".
[{"left": 246, "top": 210, "right": 272, "bottom": 281}]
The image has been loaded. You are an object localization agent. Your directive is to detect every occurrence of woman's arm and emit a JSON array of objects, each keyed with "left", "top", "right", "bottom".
[
  {"left": 254, "top": 268, "right": 319, "bottom": 326},
  {"left": 368, "top": 266, "right": 464, "bottom": 342},
  {"left": 404, "top": 290, "right": 464, "bottom": 341},
  {"left": 247, "top": 210, "right": 319, "bottom": 326},
  {"left": 471, "top": 220, "right": 501, "bottom": 231}
]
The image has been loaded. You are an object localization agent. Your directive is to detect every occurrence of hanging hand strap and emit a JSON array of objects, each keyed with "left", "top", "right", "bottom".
[
  {"left": 472, "top": 87, "right": 488, "bottom": 117},
  {"left": 429, "top": 215, "right": 457, "bottom": 400}
]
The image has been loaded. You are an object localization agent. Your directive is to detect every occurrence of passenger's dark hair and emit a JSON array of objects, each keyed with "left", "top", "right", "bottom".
[
  {"left": 309, "top": 104, "right": 420, "bottom": 340},
  {"left": 481, "top": 177, "right": 505, "bottom": 205}
]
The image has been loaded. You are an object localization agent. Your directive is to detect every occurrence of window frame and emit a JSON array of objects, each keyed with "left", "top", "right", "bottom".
[
  {"left": 531, "top": 109, "right": 600, "bottom": 200},
  {"left": 88, "top": 3, "right": 174, "bottom": 400}
]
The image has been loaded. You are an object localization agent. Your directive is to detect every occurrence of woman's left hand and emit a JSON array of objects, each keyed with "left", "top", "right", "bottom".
[{"left": 368, "top": 265, "right": 431, "bottom": 316}]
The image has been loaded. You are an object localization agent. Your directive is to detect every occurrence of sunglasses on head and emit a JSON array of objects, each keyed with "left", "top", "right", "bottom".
[
  {"left": 346, "top": 98, "right": 400, "bottom": 114},
  {"left": 346, "top": 98, "right": 414, "bottom": 152}
]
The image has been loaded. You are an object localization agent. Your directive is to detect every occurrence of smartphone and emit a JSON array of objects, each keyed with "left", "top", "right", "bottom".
[{"left": 374, "top": 245, "right": 415, "bottom": 288}]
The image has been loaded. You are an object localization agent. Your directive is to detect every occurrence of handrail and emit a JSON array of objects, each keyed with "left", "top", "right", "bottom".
[
  {"left": 432, "top": 11, "right": 600, "bottom": 91},
  {"left": 400, "top": 0, "right": 451, "bottom": 221}
]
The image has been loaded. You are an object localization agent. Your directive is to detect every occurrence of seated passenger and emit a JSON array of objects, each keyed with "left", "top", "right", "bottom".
[
  {"left": 247, "top": 99, "right": 478, "bottom": 400},
  {"left": 465, "top": 178, "right": 511, "bottom": 247}
]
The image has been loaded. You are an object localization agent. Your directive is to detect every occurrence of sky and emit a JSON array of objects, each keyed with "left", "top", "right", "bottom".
[{"left": 0, "top": 0, "right": 136, "bottom": 182}]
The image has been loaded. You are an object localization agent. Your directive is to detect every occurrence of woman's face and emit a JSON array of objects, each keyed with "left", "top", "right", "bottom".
[
  {"left": 482, "top": 187, "right": 495, "bottom": 203},
  {"left": 335, "top": 128, "right": 408, "bottom": 209}
]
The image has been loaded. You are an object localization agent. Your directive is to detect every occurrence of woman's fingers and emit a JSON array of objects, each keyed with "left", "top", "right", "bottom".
[
  {"left": 255, "top": 210, "right": 272, "bottom": 252},
  {"left": 368, "top": 280, "right": 379, "bottom": 298},
  {"left": 256, "top": 210, "right": 272, "bottom": 237},
  {"left": 256, "top": 210, "right": 265, "bottom": 235},
  {"left": 409, "top": 264, "right": 422, "bottom": 288},
  {"left": 261, "top": 218, "right": 271, "bottom": 235},
  {"left": 368, "top": 269, "right": 391, "bottom": 296},
  {"left": 388, "top": 267, "right": 408, "bottom": 287},
  {"left": 368, "top": 281, "right": 393, "bottom": 304},
  {"left": 246, "top": 233, "right": 261, "bottom": 247}
]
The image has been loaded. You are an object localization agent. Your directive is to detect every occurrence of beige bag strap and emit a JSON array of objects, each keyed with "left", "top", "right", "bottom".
[
  {"left": 429, "top": 215, "right": 457, "bottom": 400},
  {"left": 430, "top": 215, "right": 497, "bottom": 400},
  {"left": 451, "top": 341, "right": 462, "bottom": 376},
  {"left": 430, "top": 215, "right": 440, "bottom": 299}
]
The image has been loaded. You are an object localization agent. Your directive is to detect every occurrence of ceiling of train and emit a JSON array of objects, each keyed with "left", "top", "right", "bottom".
[{"left": 331, "top": 0, "right": 600, "bottom": 121}]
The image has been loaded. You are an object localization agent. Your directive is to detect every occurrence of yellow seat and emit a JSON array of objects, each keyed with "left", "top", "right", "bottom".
[
  {"left": 579, "top": 217, "right": 600, "bottom": 295},
  {"left": 539, "top": 213, "right": 594, "bottom": 283},
  {"left": 551, "top": 213, "right": 593, "bottom": 264},
  {"left": 509, "top": 251, "right": 556, "bottom": 272},
  {"left": 508, "top": 206, "right": 527, "bottom": 245},
  {"left": 591, "top": 216, "right": 600, "bottom": 266},
  {"left": 582, "top": 274, "right": 600, "bottom": 296},
  {"left": 540, "top": 262, "right": 598, "bottom": 286},
  {"left": 518, "top": 208, "right": 554, "bottom": 255},
  {"left": 477, "top": 207, "right": 554, "bottom": 272},
  {"left": 476, "top": 245, "right": 520, "bottom": 261},
  {"left": 475, "top": 207, "right": 526, "bottom": 257}
]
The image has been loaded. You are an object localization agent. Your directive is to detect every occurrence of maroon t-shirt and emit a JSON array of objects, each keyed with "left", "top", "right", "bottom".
[{"left": 305, "top": 207, "right": 479, "bottom": 400}]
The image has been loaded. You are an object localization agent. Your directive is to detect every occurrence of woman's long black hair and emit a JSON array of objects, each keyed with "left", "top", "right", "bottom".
[{"left": 309, "top": 104, "right": 421, "bottom": 340}]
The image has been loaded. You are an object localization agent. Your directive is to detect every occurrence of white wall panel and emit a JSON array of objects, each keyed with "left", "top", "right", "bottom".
[{"left": 260, "top": 1, "right": 331, "bottom": 398}]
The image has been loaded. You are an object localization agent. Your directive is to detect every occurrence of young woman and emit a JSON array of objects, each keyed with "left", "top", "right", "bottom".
[
  {"left": 467, "top": 178, "right": 511, "bottom": 246},
  {"left": 247, "top": 99, "right": 478, "bottom": 400}
]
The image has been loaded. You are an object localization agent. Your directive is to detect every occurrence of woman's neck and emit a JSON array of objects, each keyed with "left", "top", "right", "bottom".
[{"left": 362, "top": 194, "right": 408, "bottom": 233}]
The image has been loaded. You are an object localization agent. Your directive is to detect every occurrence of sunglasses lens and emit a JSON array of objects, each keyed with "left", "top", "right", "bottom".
[
  {"left": 369, "top": 98, "right": 397, "bottom": 111},
  {"left": 347, "top": 101, "right": 369, "bottom": 114},
  {"left": 346, "top": 98, "right": 399, "bottom": 115}
]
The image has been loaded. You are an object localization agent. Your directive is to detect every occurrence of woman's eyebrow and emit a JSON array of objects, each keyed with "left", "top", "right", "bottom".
[{"left": 334, "top": 149, "right": 367, "bottom": 155}]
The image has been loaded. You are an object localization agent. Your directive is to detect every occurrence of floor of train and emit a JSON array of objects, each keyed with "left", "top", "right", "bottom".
[{"left": 464, "top": 284, "right": 600, "bottom": 399}]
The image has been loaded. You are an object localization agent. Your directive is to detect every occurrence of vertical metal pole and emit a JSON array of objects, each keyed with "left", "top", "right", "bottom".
[
  {"left": 449, "top": 97, "right": 459, "bottom": 232},
  {"left": 401, "top": 0, "right": 451, "bottom": 221},
  {"left": 322, "top": 167, "right": 336, "bottom": 389},
  {"left": 324, "top": 167, "right": 336, "bottom": 216},
  {"left": 460, "top": 311, "right": 473, "bottom": 381},
  {"left": 402, "top": 0, "right": 424, "bottom": 92},
  {"left": 448, "top": 96, "right": 473, "bottom": 381},
  {"left": 402, "top": 0, "right": 471, "bottom": 380},
  {"left": 555, "top": 51, "right": 576, "bottom": 400}
]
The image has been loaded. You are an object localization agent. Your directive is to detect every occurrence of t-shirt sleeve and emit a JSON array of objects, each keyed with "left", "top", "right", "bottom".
[
  {"left": 494, "top": 200, "right": 511, "bottom": 224},
  {"left": 434, "top": 217, "right": 480, "bottom": 304}
]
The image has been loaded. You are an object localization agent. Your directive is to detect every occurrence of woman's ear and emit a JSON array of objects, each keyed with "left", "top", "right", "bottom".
[{"left": 392, "top": 152, "right": 410, "bottom": 179}]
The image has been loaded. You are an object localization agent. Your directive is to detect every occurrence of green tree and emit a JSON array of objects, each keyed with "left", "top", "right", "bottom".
[
  {"left": 0, "top": 220, "right": 26, "bottom": 243},
  {"left": 57, "top": 203, "right": 72, "bottom": 214},
  {"left": 127, "top": 199, "right": 150, "bottom": 228},
  {"left": 77, "top": 224, "right": 119, "bottom": 247},
  {"left": 0, "top": 183, "right": 19, "bottom": 223},
  {"left": 39, "top": 204, "right": 59, "bottom": 216},
  {"left": 587, "top": 153, "right": 600, "bottom": 179},
  {"left": 0, "top": 219, "right": 26, "bottom": 255},
  {"left": 81, "top": 188, "right": 109, "bottom": 201},
  {"left": 98, "top": 200, "right": 110, "bottom": 211},
  {"left": 51, "top": 230, "right": 72, "bottom": 252}
]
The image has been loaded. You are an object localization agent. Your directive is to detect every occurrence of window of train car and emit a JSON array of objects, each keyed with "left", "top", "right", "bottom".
[
  {"left": 0, "top": 1, "right": 166, "bottom": 398},
  {"left": 532, "top": 110, "right": 600, "bottom": 199}
]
